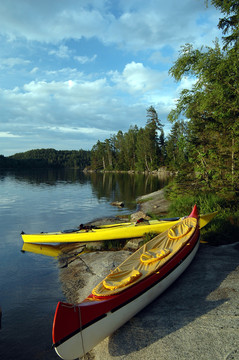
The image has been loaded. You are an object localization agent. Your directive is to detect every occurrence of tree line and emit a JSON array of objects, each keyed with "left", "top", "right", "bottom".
[{"left": 0, "top": 149, "right": 91, "bottom": 170}]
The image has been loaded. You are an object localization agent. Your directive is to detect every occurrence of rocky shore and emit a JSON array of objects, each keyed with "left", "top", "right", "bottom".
[{"left": 58, "top": 189, "right": 239, "bottom": 360}]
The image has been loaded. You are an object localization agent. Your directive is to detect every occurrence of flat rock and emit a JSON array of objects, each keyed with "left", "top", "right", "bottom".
[{"left": 137, "top": 189, "right": 170, "bottom": 216}]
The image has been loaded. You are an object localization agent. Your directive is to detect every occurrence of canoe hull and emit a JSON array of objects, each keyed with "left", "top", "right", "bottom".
[{"left": 54, "top": 239, "right": 199, "bottom": 360}]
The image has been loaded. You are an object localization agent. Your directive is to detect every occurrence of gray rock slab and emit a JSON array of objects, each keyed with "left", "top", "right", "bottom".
[
  {"left": 86, "top": 242, "right": 239, "bottom": 360},
  {"left": 137, "top": 189, "right": 170, "bottom": 215}
]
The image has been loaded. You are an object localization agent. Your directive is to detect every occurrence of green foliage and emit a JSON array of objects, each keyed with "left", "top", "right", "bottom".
[
  {"left": 140, "top": 106, "right": 164, "bottom": 171},
  {"left": 165, "top": 120, "right": 190, "bottom": 170},
  {"left": 0, "top": 154, "right": 16, "bottom": 168},
  {"left": 166, "top": 182, "right": 239, "bottom": 245},
  {"left": 210, "top": 0, "right": 239, "bottom": 50},
  {"left": 167, "top": 191, "right": 225, "bottom": 216},
  {"left": 201, "top": 210, "right": 239, "bottom": 245},
  {"left": 91, "top": 106, "right": 166, "bottom": 172},
  {"left": 102, "top": 239, "right": 127, "bottom": 250},
  {"left": 168, "top": 29, "right": 239, "bottom": 195},
  {"left": 1, "top": 149, "right": 91, "bottom": 169},
  {"left": 167, "top": 1, "right": 239, "bottom": 195},
  {"left": 138, "top": 232, "right": 159, "bottom": 247}
]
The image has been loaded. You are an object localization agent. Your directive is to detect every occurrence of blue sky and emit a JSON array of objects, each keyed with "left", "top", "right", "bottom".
[{"left": 0, "top": 0, "right": 222, "bottom": 156}]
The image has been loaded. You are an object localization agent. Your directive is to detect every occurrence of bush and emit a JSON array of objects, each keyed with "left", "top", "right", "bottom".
[{"left": 166, "top": 188, "right": 239, "bottom": 245}]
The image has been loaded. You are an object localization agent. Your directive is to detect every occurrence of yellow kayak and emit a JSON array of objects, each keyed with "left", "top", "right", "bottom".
[{"left": 21, "top": 211, "right": 217, "bottom": 244}]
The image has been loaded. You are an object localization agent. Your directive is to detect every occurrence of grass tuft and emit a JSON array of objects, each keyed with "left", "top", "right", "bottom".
[{"left": 165, "top": 184, "right": 239, "bottom": 246}]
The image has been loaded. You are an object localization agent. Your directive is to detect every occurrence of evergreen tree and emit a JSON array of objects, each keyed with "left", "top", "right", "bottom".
[
  {"left": 112, "top": 131, "right": 126, "bottom": 170},
  {"left": 91, "top": 141, "right": 107, "bottom": 170},
  {"left": 124, "top": 125, "right": 138, "bottom": 170},
  {"left": 138, "top": 106, "right": 164, "bottom": 171},
  {"left": 135, "top": 128, "right": 147, "bottom": 171},
  {"left": 165, "top": 120, "right": 189, "bottom": 170},
  {"left": 210, "top": 0, "right": 239, "bottom": 50},
  {"left": 168, "top": 38, "right": 239, "bottom": 192}
]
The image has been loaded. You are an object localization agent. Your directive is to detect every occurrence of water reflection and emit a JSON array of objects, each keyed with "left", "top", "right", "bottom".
[
  {"left": 0, "top": 168, "right": 90, "bottom": 185},
  {"left": 21, "top": 242, "right": 86, "bottom": 259},
  {"left": 1, "top": 169, "right": 170, "bottom": 212},
  {"left": 90, "top": 172, "right": 168, "bottom": 205}
]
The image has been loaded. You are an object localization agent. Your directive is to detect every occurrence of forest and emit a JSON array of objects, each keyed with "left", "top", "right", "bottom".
[
  {"left": 0, "top": 149, "right": 91, "bottom": 170},
  {"left": 1, "top": 0, "right": 238, "bottom": 199}
]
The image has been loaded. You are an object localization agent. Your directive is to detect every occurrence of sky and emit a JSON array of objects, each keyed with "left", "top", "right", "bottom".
[{"left": 0, "top": 0, "right": 222, "bottom": 156}]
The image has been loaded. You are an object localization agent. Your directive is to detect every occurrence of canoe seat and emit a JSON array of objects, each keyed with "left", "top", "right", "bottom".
[
  {"left": 140, "top": 248, "right": 171, "bottom": 264},
  {"left": 168, "top": 223, "right": 193, "bottom": 240},
  {"left": 103, "top": 269, "right": 142, "bottom": 290}
]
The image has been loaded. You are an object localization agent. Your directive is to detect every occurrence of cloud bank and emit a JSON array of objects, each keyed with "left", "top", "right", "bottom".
[{"left": 0, "top": 0, "right": 222, "bottom": 155}]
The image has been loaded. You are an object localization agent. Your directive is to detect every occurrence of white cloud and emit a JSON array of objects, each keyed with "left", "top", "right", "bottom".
[
  {"left": 0, "top": 0, "right": 221, "bottom": 50},
  {"left": 0, "top": 59, "right": 177, "bottom": 156},
  {"left": 74, "top": 54, "right": 97, "bottom": 64},
  {"left": 0, "top": 1, "right": 110, "bottom": 43},
  {"left": 30, "top": 67, "right": 39, "bottom": 74},
  {"left": 0, "top": 57, "right": 30, "bottom": 69},
  {"left": 110, "top": 61, "right": 167, "bottom": 93},
  {"left": 0, "top": 131, "right": 21, "bottom": 138},
  {"left": 0, "top": 62, "right": 203, "bottom": 154},
  {"left": 0, "top": 77, "right": 121, "bottom": 132},
  {"left": 49, "top": 45, "right": 71, "bottom": 58},
  {"left": 104, "top": 0, "right": 221, "bottom": 51},
  {"left": 176, "top": 76, "right": 198, "bottom": 94},
  {"left": 37, "top": 125, "right": 114, "bottom": 137}
]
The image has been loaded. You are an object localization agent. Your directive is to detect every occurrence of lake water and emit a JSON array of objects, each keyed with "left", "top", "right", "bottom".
[{"left": 0, "top": 169, "right": 167, "bottom": 360}]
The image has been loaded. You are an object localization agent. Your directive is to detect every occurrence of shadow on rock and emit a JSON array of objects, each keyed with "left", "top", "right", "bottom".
[{"left": 107, "top": 243, "right": 239, "bottom": 357}]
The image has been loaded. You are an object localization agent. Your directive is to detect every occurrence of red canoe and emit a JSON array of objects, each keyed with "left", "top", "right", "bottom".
[{"left": 52, "top": 205, "right": 200, "bottom": 359}]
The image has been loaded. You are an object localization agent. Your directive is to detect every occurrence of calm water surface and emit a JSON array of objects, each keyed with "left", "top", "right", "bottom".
[{"left": 0, "top": 169, "right": 167, "bottom": 360}]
